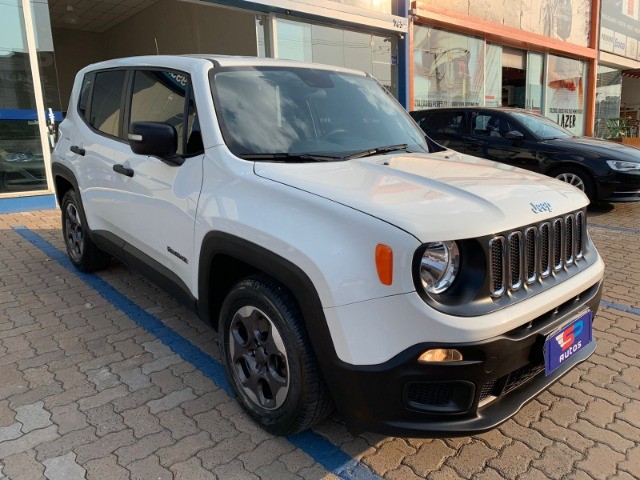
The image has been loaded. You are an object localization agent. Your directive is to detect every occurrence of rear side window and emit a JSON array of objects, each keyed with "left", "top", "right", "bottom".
[
  {"left": 78, "top": 74, "right": 93, "bottom": 120},
  {"left": 89, "top": 70, "right": 126, "bottom": 138},
  {"left": 419, "top": 111, "right": 466, "bottom": 135},
  {"left": 129, "top": 70, "right": 191, "bottom": 155}
]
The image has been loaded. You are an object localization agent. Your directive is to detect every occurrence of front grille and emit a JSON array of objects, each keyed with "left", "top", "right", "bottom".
[
  {"left": 479, "top": 379, "right": 498, "bottom": 402},
  {"left": 489, "top": 210, "right": 586, "bottom": 298},
  {"left": 503, "top": 363, "right": 545, "bottom": 394},
  {"left": 406, "top": 382, "right": 454, "bottom": 407}
]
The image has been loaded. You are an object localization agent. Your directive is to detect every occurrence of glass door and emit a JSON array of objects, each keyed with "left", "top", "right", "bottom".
[
  {"left": 525, "top": 52, "right": 544, "bottom": 114},
  {"left": 0, "top": 0, "right": 60, "bottom": 197}
]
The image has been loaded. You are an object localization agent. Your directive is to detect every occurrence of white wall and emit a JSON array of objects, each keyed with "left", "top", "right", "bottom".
[{"left": 53, "top": 0, "right": 258, "bottom": 109}]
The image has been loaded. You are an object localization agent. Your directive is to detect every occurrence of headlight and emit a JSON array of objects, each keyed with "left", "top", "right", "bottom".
[
  {"left": 419, "top": 241, "right": 460, "bottom": 295},
  {"left": 606, "top": 160, "right": 640, "bottom": 172}
]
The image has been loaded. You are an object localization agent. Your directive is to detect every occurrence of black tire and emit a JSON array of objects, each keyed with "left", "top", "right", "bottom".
[
  {"left": 551, "top": 166, "right": 596, "bottom": 202},
  {"left": 61, "top": 189, "right": 110, "bottom": 272},
  {"left": 219, "top": 274, "right": 333, "bottom": 435}
]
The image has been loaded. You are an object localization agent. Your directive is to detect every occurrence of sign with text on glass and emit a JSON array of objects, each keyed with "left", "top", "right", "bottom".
[{"left": 600, "top": 0, "right": 640, "bottom": 61}]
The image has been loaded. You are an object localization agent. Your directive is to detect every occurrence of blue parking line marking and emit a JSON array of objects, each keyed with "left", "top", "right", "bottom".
[
  {"left": 13, "top": 226, "right": 381, "bottom": 480},
  {"left": 589, "top": 223, "right": 640, "bottom": 235},
  {"left": 601, "top": 300, "right": 640, "bottom": 317}
]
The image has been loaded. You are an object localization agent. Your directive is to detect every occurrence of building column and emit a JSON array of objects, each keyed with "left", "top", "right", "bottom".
[
  {"left": 397, "top": 0, "right": 410, "bottom": 109},
  {"left": 585, "top": 0, "right": 601, "bottom": 137}
]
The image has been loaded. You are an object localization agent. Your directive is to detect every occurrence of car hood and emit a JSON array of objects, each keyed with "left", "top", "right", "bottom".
[
  {"left": 254, "top": 150, "right": 589, "bottom": 242},
  {"left": 545, "top": 136, "right": 640, "bottom": 162}
]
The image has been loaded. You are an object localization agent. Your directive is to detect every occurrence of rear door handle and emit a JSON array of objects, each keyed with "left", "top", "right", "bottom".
[
  {"left": 70, "top": 145, "right": 85, "bottom": 156},
  {"left": 113, "top": 164, "right": 134, "bottom": 177}
]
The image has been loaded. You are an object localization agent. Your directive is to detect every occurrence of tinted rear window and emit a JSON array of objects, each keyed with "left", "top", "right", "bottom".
[
  {"left": 418, "top": 111, "right": 466, "bottom": 135},
  {"left": 89, "top": 70, "right": 126, "bottom": 138}
]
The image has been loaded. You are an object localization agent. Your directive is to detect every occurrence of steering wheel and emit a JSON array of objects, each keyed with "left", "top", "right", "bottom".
[{"left": 320, "top": 129, "right": 347, "bottom": 141}]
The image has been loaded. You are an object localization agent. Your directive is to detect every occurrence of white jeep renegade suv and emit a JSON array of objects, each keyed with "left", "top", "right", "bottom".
[{"left": 52, "top": 55, "right": 604, "bottom": 436}]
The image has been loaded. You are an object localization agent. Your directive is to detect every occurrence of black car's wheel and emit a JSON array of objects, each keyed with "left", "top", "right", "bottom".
[
  {"left": 61, "top": 190, "right": 110, "bottom": 272},
  {"left": 219, "top": 274, "right": 333, "bottom": 435},
  {"left": 552, "top": 167, "right": 596, "bottom": 202}
]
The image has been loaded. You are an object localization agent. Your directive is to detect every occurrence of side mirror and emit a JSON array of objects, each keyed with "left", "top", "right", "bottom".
[
  {"left": 128, "top": 121, "right": 183, "bottom": 165},
  {"left": 505, "top": 130, "right": 525, "bottom": 142}
]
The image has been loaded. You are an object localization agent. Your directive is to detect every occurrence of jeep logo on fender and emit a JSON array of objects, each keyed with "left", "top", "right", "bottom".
[{"left": 530, "top": 202, "right": 552, "bottom": 214}]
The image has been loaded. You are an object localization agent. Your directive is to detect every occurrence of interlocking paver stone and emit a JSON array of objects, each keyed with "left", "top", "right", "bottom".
[
  {"left": 42, "top": 451, "right": 86, "bottom": 480},
  {"left": 15, "top": 401, "right": 52, "bottom": 433},
  {"left": 118, "top": 368, "right": 152, "bottom": 392},
  {"left": 114, "top": 429, "right": 175, "bottom": 467},
  {"left": 147, "top": 387, "right": 196, "bottom": 414},
  {"left": 171, "top": 457, "right": 217, "bottom": 480},
  {"left": 2, "top": 451, "right": 44, "bottom": 480},
  {"left": 156, "top": 431, "right": 214, "bottom": 468},
  {"left": 83, "top": 454, "right": 129, "bottom": 480},
  {"left": 128, "top": 454, "right": 173, "bottom": 480},
  {"left": 50, "top": 403, "right": 88, "bottom": 435},
  {"left": 141, "top": 354, "right": 182, "bottom": 375}
]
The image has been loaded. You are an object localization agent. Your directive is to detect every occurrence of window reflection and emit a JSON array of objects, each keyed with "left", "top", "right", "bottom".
[
  {"left": 0, "top": 0, "right": 47, "bottom": 194},
  {"left": 276, "top": 18, "right": 396, "bottom": 96},
  {"left": 211, "top": 68, "right": 426, "bottom": 157},
  {"left": 413, "top": 26, "right": 484, "bottom": 109}
]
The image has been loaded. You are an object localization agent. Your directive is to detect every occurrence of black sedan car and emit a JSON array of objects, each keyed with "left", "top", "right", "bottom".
[{"left": 410, "top": 107, "right": 640, "bottom": 202}]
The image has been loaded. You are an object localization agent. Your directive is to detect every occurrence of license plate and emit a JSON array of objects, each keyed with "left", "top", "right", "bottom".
[{"left": 544, "top": 310, "right": 593, "bottom": 376}]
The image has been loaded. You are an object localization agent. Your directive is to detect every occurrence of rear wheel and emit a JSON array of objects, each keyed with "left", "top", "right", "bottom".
[
  {"left": 219, "top": 274, "right": 333, "bottom": 435},
  {"left": 552, "top": 166, "right": 596, "bottom": 202},
  {"left": 61, "top": 190, "right": 110, "bottom": 272}
]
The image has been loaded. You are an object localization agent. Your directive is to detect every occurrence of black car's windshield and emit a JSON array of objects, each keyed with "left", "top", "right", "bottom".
[
  {"left": 209, "top": 67, "right": 429, "bottom": 160},
  {"left": 511, "top": 111, "right": 574, "bottom": 140}
]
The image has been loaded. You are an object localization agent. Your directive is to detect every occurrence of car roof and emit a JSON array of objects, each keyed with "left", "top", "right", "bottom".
[{"left": 80, "top": 55, "right": 367, "bottom": 77}]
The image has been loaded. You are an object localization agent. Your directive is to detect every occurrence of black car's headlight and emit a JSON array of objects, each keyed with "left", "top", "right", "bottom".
[
  {"left": 606, "top": 160, "right": 640, "bottom": 172},
  {"left": 419, "top": 241, "right": 460, "bottom": 295}
]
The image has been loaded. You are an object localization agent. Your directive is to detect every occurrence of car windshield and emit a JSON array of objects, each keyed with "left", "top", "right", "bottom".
[
  {"left": 510, "top": 111, "right": 574, "bottom": 140},
  {"left": 209, "top": 67, "right": 429, "bottom": 160}
]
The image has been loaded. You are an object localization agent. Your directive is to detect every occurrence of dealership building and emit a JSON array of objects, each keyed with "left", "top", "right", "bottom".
[
  {"left": 0, "top": 0, "right": 408, "bottom": 208},
  {"left": 1, "top": 0, "right": 638, "bottom": 209}
]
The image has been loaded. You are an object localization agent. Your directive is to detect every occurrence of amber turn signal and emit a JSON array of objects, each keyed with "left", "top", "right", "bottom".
[{"left": 375, "top": 244, "right": 393, "bottom": 285}]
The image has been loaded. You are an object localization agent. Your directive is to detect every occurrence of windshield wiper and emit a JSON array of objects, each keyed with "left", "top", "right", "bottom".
[
  {"left": 343, "top": 144, "right": 410, "bottom": 160},
  {"left": 239, "top": 153, "right": 342, "bottom": 163}
]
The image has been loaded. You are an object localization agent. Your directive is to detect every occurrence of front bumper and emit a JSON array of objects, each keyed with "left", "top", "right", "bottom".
[
  {"left": 327, "top": 279, "right": 602, "bottom": 437},
  {"left": 598, "top": 171, "right": 640, "bottom": 201}
]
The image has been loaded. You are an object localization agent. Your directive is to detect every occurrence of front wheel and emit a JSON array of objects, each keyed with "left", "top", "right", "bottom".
[
  {"left": 553, "top": 167, "right": 596, "bottom": 202},
  {"left": 219, "top": 275, "right": 333, "bottom": 435},
  {"left": 61, "top": 190, "right": 110, "bottom": 272}
]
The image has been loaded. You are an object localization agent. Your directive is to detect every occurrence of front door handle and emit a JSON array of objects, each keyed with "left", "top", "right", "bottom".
[
  {"left": 70, "top": 145, "right": 85, "bottom": 156},
  {"left": 113, "top": 164, "right": 134, "bottom": 177}
]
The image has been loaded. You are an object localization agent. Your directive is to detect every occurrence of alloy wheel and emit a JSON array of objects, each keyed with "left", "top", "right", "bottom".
[
  {"left": 64, "top": 203, "right": 84, "bottom": 261},
  {"left": 555, "top": 172, "right": 585, "bottom": 192},
  {"left": 228, "top": 305, "right": 290, "bottom": 410}
]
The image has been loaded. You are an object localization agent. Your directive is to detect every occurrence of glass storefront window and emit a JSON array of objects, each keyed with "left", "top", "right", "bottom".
[
  {"left": 594, "top": 66, "right": 622, "bottom": 139},
  {"left": 485, "top": 44, "right": 502, "bottom": 107},
  {"left": 277, "top": 18, "right": 397, "bottom": 96},
  {"left": 413, "top": 26, "right": 484, "bottom": 109},
  {"left": 0, "top": 0, "right": 47, "bottom": 194},
  {"left": 545, "top": 54, "right": 586, "bottom": 135}
]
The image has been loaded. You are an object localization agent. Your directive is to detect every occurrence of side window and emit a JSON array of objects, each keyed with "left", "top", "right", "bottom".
[
  {"left": 471, "top": 113, "right": 518, "bottom": 138},
  {"left": 78, "top": 74, "right": 93, "bottom": 120},
  {"left": 129, "top": 70, "right": 192, "bottom": 155},
  {"left": 89, "top": 70, "right": 126, "bottom": 138},
  {"left": 420, "top": 111, "right": 466, "bottom": 135}
]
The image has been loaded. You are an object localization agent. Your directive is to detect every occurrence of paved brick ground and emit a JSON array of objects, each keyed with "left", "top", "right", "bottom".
[{"left": 0, "top": 204, "right": 638, "bottom": 480}]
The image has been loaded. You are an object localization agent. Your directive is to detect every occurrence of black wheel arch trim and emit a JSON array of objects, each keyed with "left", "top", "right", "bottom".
[
  {"left": 52, "top": 163, "right": 80, "bottom": 205},
  {"left": 196, "top": 231, "right": 350, "bottom": 411}
]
